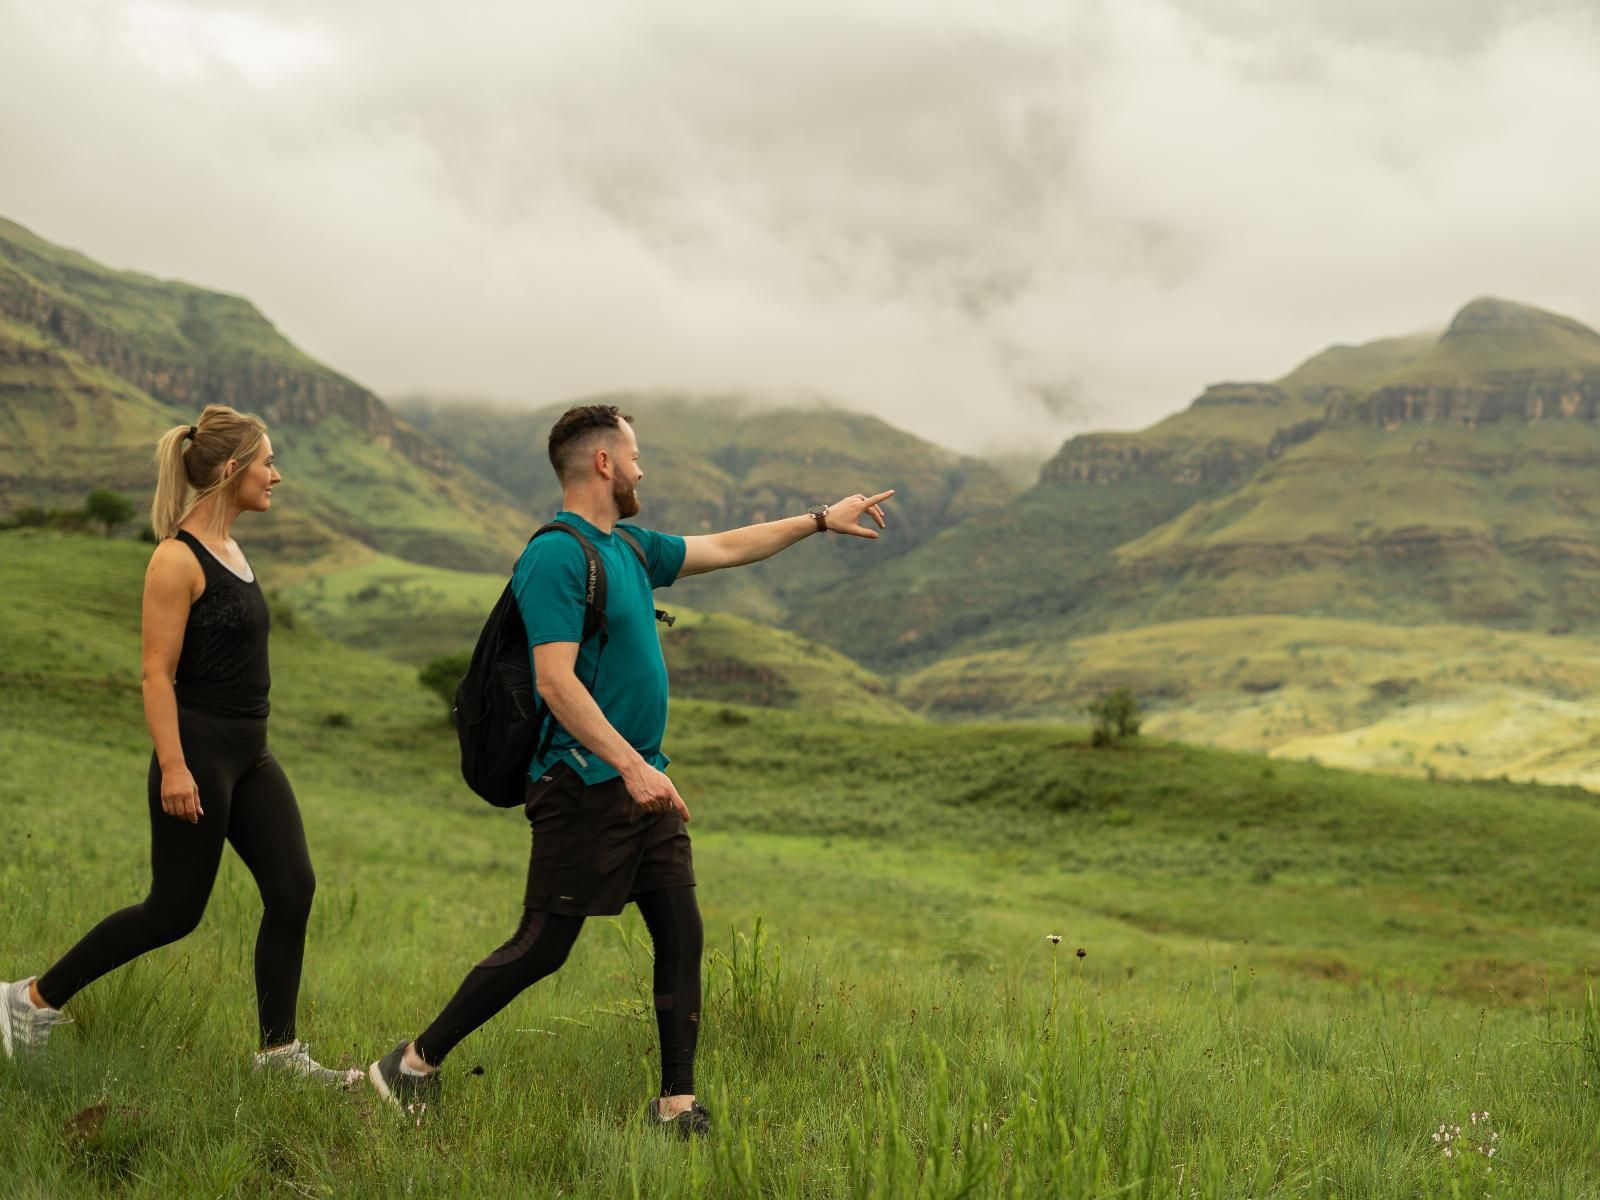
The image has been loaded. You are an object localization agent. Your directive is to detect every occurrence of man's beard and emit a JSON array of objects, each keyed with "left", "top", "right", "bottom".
[{"left": 613, "top": 476, "right": 641, "bottom": 519}]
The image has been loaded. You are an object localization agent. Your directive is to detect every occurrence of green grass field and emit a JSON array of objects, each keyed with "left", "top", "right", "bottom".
[
  {"left": 902, "top": 614, "right": 1600, "bottom": 789},
  {"left": 6, "top": 532, "right": 1600, "bottom": 1197},
  {"left": 3, "top": 540, "right": 1600, "bottom": 1196}
]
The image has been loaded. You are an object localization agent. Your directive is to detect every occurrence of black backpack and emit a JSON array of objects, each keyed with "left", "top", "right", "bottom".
[{"left": 452, "top": 522, "right": 671, "bottom": 807}]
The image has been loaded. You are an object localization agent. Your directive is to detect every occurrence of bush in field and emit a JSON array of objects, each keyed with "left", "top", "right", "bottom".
[
  {"left": 265, "top": 590, "right": 298, "bottom": 631},
  {"left": 85, "top": 489, "right": 135, "bottom": 537},
  {"left": 418, "top": 651, "right": 472, "bottom": 710},
  {"left": 1086, "top": 688, "right": 1141, "bottom": 748}
]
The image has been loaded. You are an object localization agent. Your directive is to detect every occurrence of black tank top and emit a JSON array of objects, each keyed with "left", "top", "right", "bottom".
[{"left": 172, "top": 530, "right": 271, "bottom": 719}]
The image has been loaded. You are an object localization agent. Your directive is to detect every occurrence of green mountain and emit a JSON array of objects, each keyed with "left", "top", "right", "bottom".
[
  {"left": 1097, "top": 298, "right": 1600, "bottom": 632},
  {"left": 395, "top": 393, "right": 1018, "bottom": 622},
  {"left": 0, "top": 216, "right": 528, "bottom": 572},
  {"left": 824, "top": 298, "right": 1600, "bottom": 672}
]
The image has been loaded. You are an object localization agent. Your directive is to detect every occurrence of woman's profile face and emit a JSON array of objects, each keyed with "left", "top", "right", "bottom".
[{"left": 231, "top": 435, "right": 280, "bottom": 514}]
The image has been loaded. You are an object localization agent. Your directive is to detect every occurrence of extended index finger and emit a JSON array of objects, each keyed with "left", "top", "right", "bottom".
[{"left": 867, "top": 489, "right": 896, "bottom": 505}]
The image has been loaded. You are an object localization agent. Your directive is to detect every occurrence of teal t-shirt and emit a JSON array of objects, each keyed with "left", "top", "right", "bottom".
[{"left": 513, "top": 512, "right": 686, "bottom": 785}]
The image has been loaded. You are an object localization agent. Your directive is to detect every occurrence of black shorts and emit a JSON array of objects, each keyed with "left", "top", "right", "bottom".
[{"left": 522, "top": 762, "right": 695, "bottom": 916}]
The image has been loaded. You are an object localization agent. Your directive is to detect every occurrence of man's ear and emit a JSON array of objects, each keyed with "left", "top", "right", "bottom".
[{"left": 593, "top": 445, "right": 613, "bottom": 480}]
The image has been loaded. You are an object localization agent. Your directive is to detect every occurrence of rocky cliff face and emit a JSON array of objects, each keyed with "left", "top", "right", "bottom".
[
  {"left": 1041, "top": 436, "right": 1265, "bottom": 487},
  {"left": 1041, "top": 369, "right": 1600, "bottom": 492},
  {"left": 1327, "top": 377, "right": 1600, "bottom": 428},
  {"left": 0, "top": 273, "right": 454, "bottom": 473}
]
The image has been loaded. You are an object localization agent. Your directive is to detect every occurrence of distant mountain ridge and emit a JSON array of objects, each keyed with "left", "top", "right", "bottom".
[
  {"left": 819, "top": 297, "right": 1600, "bottom": 671},
  {"left": 396, "top": 393, "right": 1019, "bottom": 623}
]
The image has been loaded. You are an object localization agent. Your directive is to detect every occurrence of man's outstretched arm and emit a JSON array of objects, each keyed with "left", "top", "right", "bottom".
[{"left": 677, "top": 490, "right": 895, "bottom": 578}]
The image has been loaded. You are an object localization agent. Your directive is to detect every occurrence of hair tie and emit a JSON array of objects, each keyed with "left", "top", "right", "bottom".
[{"left": 186, "top": 426, "right": 197, "bottom": 440}]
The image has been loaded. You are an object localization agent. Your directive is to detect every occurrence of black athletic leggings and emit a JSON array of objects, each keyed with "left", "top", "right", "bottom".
[
  {"left": 36, "top": 708, "right": 315, "bottom": 1049},
  {"left": 415, "top": 886, "right": 704, "bottom": 1095}
]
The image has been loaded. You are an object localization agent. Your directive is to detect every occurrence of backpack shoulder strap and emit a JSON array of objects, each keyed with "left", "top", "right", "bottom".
[
  {"left": 613, "top": 525, "right": 648, "bottom": 571},
  {"left": 531, "top": 522, "right": 607, "bottom": 641},
  {"left": 613, "top": 525, "right": 677, "bottom": 628}
]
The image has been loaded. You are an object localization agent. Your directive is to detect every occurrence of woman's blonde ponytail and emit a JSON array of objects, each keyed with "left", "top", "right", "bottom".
[
  {"left": 149, "top": 406, "right": 268, "bottom": 539},
  {"left": 151, "top": 424, "right": 197, "bottom": 540}
]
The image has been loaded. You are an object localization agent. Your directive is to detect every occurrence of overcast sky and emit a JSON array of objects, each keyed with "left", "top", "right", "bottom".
[{"left": 2, "top": 0, "right": 1597, "bottom": 454}]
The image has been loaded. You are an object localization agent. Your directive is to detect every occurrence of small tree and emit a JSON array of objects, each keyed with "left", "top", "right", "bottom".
[
  {"left": 419, "top": 652, "right": 473, "bottom": 712},
  {"left": 1086, "top": 688, "right": 1142, "bottom": 748},
  {"left": 84, "top": 489, "right": 135, "bottom": 537}
]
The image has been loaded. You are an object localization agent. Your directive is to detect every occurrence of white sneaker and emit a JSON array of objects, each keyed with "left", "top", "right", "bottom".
[
  {"left": 253, "top": 1040, "right": 361, "bottom": 1087},
  {"left": 1, "top": 977, "right": 72, "bottom": 1059}
]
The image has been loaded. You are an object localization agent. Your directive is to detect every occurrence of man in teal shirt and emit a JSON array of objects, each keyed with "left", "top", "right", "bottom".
[
  {"left": 369, "top": 404, "right": 894, "bottom": 1135},
  {"left": 516, "top": 510, "right": 682, "bottom": 787}
]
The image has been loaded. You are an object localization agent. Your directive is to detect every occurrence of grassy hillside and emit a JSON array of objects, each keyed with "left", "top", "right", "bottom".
[
  {"left": 0, "top": 315, "right": 185, "bottom": 509},
  {"left": 1386, "top": 296, "right": 1600, "bottom": 384},
  {"left": 7, "top": 534, "right": 1600, "bottom": 1196},
  {"left": 806, "top": 473, "right": 1221, "bottom": 669},
  {"left": 805, "top": 327, "right": 1443, "bottom": 669},
  {"left": 0, "top": 216, "right": 331, "bottom": 376},
  {"left": 0, "top": 216, "right": 530, "bottom": 573},
  {"left": 1101, "top": 413, "right": 1600, "bottom": 634},
  {"left": 900, "top": 614, "right": 1600, "bottom": 787},
  {"left": 395, "top": 393, "right": 1019, "bottom": 625}
]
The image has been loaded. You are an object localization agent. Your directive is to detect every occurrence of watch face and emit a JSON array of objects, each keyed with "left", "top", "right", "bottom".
[{"left": 807, "top": 504, "right": 826, "bottom": 516}]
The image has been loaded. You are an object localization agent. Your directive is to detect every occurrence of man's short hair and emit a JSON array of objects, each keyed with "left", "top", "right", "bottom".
[{"left": 547, "top": 404, "right": 634, "bottom": 483}]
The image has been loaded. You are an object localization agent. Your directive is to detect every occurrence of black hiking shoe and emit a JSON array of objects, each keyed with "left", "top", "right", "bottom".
[
  {"left": 367, "top": 1042, "right": 441, "bottom": 1117},
  {"left": 645, "top": 1097, "right": 712, "bottom": 1138}
]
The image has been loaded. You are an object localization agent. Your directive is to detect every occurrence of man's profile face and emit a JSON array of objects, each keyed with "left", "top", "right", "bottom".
[{"left": 609, "top": 420, "right": 643, "bottom": 519}]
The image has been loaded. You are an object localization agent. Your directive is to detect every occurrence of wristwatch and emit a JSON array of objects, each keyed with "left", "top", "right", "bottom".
[{"left": 806, "top": 503, "right": 829, "bottom": 533}]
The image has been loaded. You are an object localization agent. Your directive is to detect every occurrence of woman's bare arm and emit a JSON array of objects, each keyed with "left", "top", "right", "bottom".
[{"left": 141, "top": 540, "right": 204, "bottom": 822}]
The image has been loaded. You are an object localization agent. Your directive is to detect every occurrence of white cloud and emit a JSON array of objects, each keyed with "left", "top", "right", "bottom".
[{"left": 1, "top": 0, "right": 1597, "bottom": 454}]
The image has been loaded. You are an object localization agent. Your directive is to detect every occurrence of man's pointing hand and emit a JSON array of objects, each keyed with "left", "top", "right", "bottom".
[{"left": 825, "top": 490, "right": 895, "bottom": 538}]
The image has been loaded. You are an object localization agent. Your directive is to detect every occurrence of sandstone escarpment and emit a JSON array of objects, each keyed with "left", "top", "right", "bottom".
[
  {"left": 1041, "top": 433, "right": 1266, "bottom": 487},
  {"left": 0, "top": 273, "right": 453, "bottom": 473},
  {"left": 1327, "top": 377, "right": 1600, "bottom": 429}
]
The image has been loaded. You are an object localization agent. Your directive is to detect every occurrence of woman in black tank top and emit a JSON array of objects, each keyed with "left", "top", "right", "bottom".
[{"left": 1, "top": 405, "right": 351, "bottom": 1083}]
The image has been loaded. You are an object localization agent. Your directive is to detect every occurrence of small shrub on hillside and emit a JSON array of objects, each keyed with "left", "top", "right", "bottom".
[
  {"left": 11, "top": 505, "right": 52, "bottom": 528},
  {"left": 265, "top": 590, "right": 298, "bottom": 631},
  {"left": 85, "top": 489, "right": 135, "bottom": 537},
  {"left": 1086, "top": 688, "right": 1141, "bottom": 748},
  {"left": 419, "top": 652, "right": 472, "bottom": 710},
  {"left": 320, "top": 711, "right": 353, "bottom": 729}
]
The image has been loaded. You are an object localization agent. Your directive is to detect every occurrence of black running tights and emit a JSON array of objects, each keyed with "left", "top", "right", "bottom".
[
  {"left": 36, "top": 710, "right": 315, "bottom": 1049},
  {"left": 414, "top": 886, "right": 704, "bottom": 1096}
]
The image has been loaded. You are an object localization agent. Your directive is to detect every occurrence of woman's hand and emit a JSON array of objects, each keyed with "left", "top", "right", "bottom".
[{"left": 160, "top": 764, "right": 203, "bottom": 823}]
